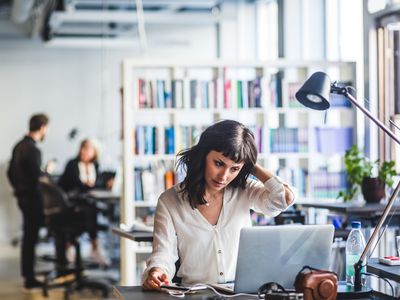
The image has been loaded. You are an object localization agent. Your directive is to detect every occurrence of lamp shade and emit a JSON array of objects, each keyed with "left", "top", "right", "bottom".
[{"left": 295, "top": 72, "right": 331, "bottom": 110}]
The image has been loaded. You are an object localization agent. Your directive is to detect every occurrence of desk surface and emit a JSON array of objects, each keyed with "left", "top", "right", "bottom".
[
  {"left": 113, "top": 285, "right": 386, "bottom": 300},
  {"left": 368, "top": 257, "right": 400, "bottom": 283},
  {"left": 113, "top": 286, "right": 220, "bottom": 300},
  {"left": 111, "top": 227, "right": 153, "bottom": 242},
  {"left": 298, "top": 202, "right": 400, "bottom": 217}
]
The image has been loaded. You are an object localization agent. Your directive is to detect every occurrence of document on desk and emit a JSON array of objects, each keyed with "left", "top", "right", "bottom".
[
  {"left": 209, "top": 283, "right": 235, "bottom": 294},
  {"left": 160, "top": 283, "right": 208, "bottom": 293}
]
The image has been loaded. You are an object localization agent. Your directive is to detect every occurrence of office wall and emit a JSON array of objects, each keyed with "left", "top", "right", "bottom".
[{"left": 0, "top": 24, "right": 218, "bottom": 243}]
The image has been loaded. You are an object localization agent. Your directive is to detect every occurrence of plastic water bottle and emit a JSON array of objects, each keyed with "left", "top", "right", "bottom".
[{"left": 345, "top": 221, "right": 366, "bottom": 286}]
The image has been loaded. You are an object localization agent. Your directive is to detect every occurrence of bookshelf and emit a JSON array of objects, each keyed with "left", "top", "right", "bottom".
[{"left": 120, "top": 59, "right": 360, "bottom": 284}]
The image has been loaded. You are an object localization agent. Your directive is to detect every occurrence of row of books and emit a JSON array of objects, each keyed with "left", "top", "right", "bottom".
[
  {"left": 277, "top": 167, "right": 347, "bottom": 198},
  {"left": 283, "top": 81, "right": 304, "bottom": 108},
  {"left": 134, "top": 165, "right": 347, "bottom": 203},
  {"left": 134, "top": 165, "right": 184, "bottom": 202},
  {"left": 308, "top": 170, "right": 347, "bottom": 198},
  {"left": 136, "top": 77, "right": 264, "bottom": 109},
  {"left": 136, "top": 76, "right": 354, "bottom": 110},
  {"left": 270, "top": 128, "right": 308, "bottom": 153},
  {"left": 224, "top": 78, "right": 263, "bottom": 108},
  {"left": 177, "top": 126, "right": 204, "bottom": 152},
  {"left": 315, "top": 127, "right": 353, "bottom": 155},
  {"left": 134, "top": 125, "right": 264, "bottom": 155},
  {"left": 277, "top": 167, "right": 308, "bottom": 197},
  {"left": 135, "top": 126, "right": 353, "bottom": 155},
  {"left": 134, "top": 126, "right": 175, "bottom": 155}
]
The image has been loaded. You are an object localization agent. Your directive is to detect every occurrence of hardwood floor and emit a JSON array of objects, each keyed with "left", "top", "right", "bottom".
[{"left": 0, "top": 243, "right": 117, "bottom": 300}]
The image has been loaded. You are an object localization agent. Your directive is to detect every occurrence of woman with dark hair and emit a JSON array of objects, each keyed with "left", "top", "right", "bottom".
[{"left": 142, "top": 120, "right": 296, "bottom": 290}]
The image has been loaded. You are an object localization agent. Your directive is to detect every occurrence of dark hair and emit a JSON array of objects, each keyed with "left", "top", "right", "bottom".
[
  {"left": 176, "top": 120, "right": 258, "bottom": 209},
  {"left": 29, "top": 113, "right": 49, "bottom": 132}
]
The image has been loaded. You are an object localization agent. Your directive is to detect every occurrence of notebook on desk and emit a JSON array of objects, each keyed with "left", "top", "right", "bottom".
[{"left": 212, "top": 224, "right": 334, "bottom": 294}]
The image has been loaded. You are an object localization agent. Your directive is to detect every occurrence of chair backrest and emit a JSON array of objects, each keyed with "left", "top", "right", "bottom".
[{"left": 39, "top": 177, "right": 71, "bottom": 216}]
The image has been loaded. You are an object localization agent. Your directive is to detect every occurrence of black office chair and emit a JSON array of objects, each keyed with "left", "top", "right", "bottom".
[
  {"left": 274, "top": 206, "right": 306, "bottom": 225},
  {"left": 39, "top": 177, "right": 111, "bottom": 299}
]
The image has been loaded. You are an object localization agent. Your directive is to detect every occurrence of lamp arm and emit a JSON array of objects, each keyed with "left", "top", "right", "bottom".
[
  {"left": 334, "top": 87, "right": 400, "bottom": 145},
  {"left": 358, "top": 181, "right": 400, "bottom": 263},
  {"left": 336, "top": 87, "right": 400, "bottom": 291}
]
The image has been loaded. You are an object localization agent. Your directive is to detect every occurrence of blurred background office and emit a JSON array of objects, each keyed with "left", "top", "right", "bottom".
[{"left": 1, "top": 0, "right": 399, "bottom": 299}]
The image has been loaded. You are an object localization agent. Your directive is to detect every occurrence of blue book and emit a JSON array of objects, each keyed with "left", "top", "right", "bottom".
[
  {"left": 134, "top": 169, "right": 143, "bottom": 201},
  {"left": 136, "top": 126, "right": 145, "bottom": 155},
  {"left": 164, "top": 127, "right": 175, "bottom": 154},
  {"left": 202, "top": 81, "right": 209, "bottom": 108},
  {"left": 144, "top": 126, "right": 154, "bottom": 154},
  {"left": 157, "top": 80, "right": 165, "bottom": 108}
]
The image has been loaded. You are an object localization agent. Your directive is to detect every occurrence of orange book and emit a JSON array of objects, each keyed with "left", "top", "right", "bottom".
[{"left": 165, "top": 170, "right": 175, "bottom": 190}]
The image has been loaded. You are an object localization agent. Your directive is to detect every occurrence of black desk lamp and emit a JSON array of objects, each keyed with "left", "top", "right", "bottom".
[{"left": 296, "top": 71, "right": 400, "bottom": 295}]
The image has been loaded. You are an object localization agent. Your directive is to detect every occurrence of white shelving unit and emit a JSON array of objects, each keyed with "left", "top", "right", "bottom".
[{"left": 120, "top": 59, "right": 361, "bottom": 284}]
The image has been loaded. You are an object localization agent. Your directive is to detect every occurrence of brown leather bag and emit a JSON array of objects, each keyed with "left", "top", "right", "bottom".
[{"left": 294, "top": 266, "right": 338, "bottom": 300}]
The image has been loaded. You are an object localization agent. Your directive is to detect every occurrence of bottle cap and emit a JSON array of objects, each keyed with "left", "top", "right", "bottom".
[{"left": 351, "top": 221, "right": 361, "bottom": 229}]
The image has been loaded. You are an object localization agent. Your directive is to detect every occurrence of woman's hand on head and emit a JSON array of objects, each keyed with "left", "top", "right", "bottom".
[
  {"left": 250, "top": 162, "right": 258, "bottom": 176},
  {"left": 142, "top": 267, "right": 170, "bottom": 291},
  {"left": 251, "top": 163, "right": 276, "bottom": 183}
]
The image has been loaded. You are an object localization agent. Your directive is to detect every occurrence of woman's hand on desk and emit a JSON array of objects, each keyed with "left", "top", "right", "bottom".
[{"left": 142, "top": 267, "right": 170, "bottom": 290}]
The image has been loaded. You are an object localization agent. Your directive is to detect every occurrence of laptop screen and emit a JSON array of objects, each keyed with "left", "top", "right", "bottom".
[{"left": 234, "top": 224, "right": 334, "bottom": 293}]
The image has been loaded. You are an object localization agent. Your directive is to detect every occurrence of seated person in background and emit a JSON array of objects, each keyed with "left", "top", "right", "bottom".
[
  {"left": 142, "top": 120, "right": 296, "bottom": 290},
  {"left": 58, "top": 138, "right": 111, "bottom": 266}
]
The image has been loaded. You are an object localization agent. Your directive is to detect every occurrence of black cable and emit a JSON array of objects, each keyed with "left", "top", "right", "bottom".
[{"left": 361, "top": 272, "right": 394, "bottom": 297}]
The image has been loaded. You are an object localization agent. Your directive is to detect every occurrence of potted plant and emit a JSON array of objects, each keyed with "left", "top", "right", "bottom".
[{"left": 338, "top": 145, "right": 396, "bottom": 203}]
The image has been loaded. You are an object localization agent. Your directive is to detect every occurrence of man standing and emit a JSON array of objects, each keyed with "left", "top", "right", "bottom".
[{"left": 7, "top": 113, "right": 49, "bottom": 290}]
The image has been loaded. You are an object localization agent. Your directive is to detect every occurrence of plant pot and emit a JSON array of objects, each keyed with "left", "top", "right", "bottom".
[{"left": 361, "top": 177, "right": 385, "bottom": 203}]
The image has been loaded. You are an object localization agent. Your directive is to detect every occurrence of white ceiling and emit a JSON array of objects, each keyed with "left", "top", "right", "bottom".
[{"left": 2, "top": 0, "right": 230, "bottom": 44}]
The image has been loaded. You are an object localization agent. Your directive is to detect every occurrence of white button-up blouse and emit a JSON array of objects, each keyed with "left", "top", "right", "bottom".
[{"left": 143, "top": 176, "right": 294, "bottom": 285}]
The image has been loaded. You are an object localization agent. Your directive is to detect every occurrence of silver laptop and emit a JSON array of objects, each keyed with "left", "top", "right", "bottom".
[{"left": 221, "top": 224, "right": 334, "bottom": 294}]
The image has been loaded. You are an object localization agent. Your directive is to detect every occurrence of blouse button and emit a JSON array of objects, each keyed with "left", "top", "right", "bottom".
[
  {"left": 219, "top": 272, "right": 224, "bottom": 276},
  {"left": 218, "top": 250, "right": 222, "bottom": 254}
]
